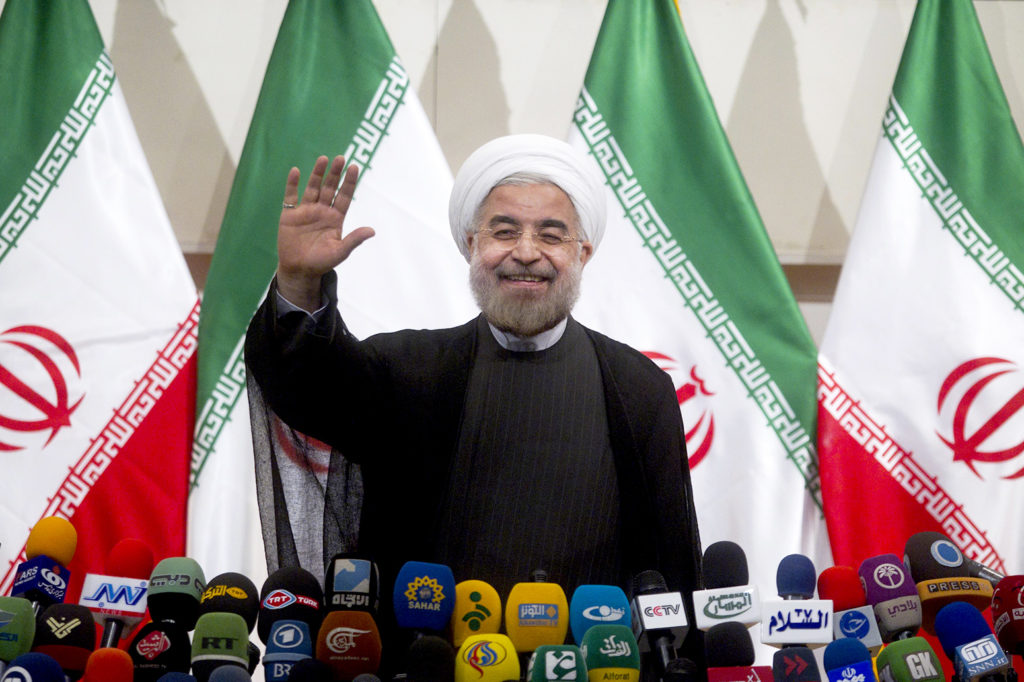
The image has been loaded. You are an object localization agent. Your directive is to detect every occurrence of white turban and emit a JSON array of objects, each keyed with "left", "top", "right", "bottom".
[{"left": 448, "top": 134, "right": 607, "bottom": 261}]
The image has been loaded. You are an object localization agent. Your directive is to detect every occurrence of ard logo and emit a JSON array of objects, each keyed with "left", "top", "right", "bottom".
[{"left": 643, "top": 352, "right": 714, "bottom": 469}]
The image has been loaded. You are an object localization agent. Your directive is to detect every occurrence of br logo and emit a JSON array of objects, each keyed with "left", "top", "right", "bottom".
[
  {"left": 0, "top": 325, "right": 83, "bottom": 451},
  {"left": 643, "top": 351, "right": 714, "bottom": 470},
  {"left": 936, "top": 357, "right": 1024, "bottom": 479}
]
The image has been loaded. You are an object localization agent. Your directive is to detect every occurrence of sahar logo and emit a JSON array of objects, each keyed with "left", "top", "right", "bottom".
[
  {"left": 0, "top": 325, "right": 84, "bottom": 451},
  {"left": 936, "top": 357, "right": 1024, "bottom": 479},
  {"left": 404, "top": 576, "right": 445, "bottom": 611},
  {"left": 643, "top": 352, "right": 714, "bottom": 469}
]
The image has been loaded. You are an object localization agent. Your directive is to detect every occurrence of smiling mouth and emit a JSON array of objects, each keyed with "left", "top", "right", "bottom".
[{"left": 502, "top": 274, "right": 548, "bottom": 283}]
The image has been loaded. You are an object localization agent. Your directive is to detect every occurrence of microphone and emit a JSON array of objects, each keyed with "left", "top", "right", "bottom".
[
  {"left": 1, "top": 652, "right": 66, "bottom": 682},
  {"left": 630, "top": 569, "right": 691, "bottom": 680},
  {"left": 454, "top": 633, "right": 521, "bottom": 682},
  {"left": 905, "top": 532, "right": 1004, "bottom": 587},
  {"left": 262, "top": 619, "right": 312, "bottom": 682},
  {"left": 10, "top": 516, "right": 77, "bottom": 616},
  {"left": 324, "top": 554, "right": 379, "bottom": 614},
  {"left": 762, "top": 554, "right": 833, "bottom": 647},
  {"left": 285, "top": 658, "right": 334, "bottom": 681},
  {"left": 32, "top": 602, "right": 96, "bottom": 680},
  {"left": 148, "top": 557, "right": 207, "bottom": 630},
  {"left": 857, "top": 554, "right": 921, "bottom": 642},
  {"left": 156, "top": 674, "right": 199, "bottom": 682},
  {"left": 992, "top": 575, "right": 1024, "bottom": 657},
  {"left": 127, "top": 619, "right": 192, "bottom": 681},
  {"left": 258, "top": 566, "right": 324, "bottom": 644},
  {"left": 772, "top": 647, "right": 823, "bottom": 682},
  {"left": 692, "top": 541, "right": 761, "bottom": 630},
  {"left": 569, "top": 584, "right": 631, "bottom": 645},
  {"left": 392, "top": 561, "right": 456, "bottom": 635},
  {"left": 579, "top": 624, "right": 641, "bottom": 682},
  {"left": 190, "top": 612, "right": 250, "bottom": 682},
  {"left": 208, "top": 666, "right": 252, "bottom": 681},
  {"left": 874, "top": 636, "right": 944, "bottom": 682},
  {"left": 199, "top": 572, "right": 260, "bottom": 633},
  {"left": 505, "top": 575, "right": 570, "bottom": 654},
  {"left": 405, "top": 634, "right": 456, "bottom": 682},
  {"left": 83, "top": 647, "right": 134, "bottom": 682},
  {"left": 0, "top": 596, "right": 36, "bottom": 676},
  {"left": 817, "top": 566, "right": 882, "bottom": 654},
  {"left": 526, "top": 645, "right": 587, "bottom": 682},
  {"left": 451, "top": 579, "right": 502, "bottom": 648},
  {"left": 823, "top": 637, "right": 875, "bottom": 682},
  {"left": 934, "top": 602, "right": 1010, "bottom": 682},
  {"left": 79, "top": 538, "right": 154, "bottom": 647},
  {"left": 705, "top": 621, "right": 770, "bottom": 682},
  {"left": 903, "top": 533, "right": 993, "bottom": 633},
  {"left": 315, "top": 610, "right": 382, "bottom": 680}
]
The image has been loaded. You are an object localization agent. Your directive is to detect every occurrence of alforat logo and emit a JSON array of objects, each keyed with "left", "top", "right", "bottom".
[
  {"left": 0, "top": 325, "right": 84, "bottom": 451},
  {"left": 936, "top": 357, "right": 1024, "bottom": 479},
  {"left": 643, "top": 351, "right": 714, "bottom": 470}
]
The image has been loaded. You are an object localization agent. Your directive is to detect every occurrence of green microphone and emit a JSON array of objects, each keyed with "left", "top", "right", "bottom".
[
  {"left": 875, "top": 636, "right": 945, "bottom": 682},
  {"left": 527, "top": 644, "right": 588, "bottom": 682},
  {"left": 0, "top": 596, "right": 36, "bottom": 676},
  {"left": 579, "top": 624, "right": 641, "bottom": 682},
  {"left": 191, "top": 611, "right": 250, "bottom": 682}
]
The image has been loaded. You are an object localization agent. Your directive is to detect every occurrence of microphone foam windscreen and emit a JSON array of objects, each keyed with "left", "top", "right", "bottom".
[
  {"left": 579, "top": 625, "right": 640, "bottom": 678},
  {"left": 528, "top": 645, "right": 587, "bottom": 682},
  {"left": 993, "top": 575, "right": 1024, "bottom": 655},
  {"left": 315, "top": 610, "right": 382, "bottom": 679},
  {"left": 874, "top": 637, "right": 944, "bottom": 682},
  {"left": 455, "top": 634, "right": 521, "bottom": 682},
  {"left": 904, "top": 532, "right": 965, "bottom": 581},
  {"left": 148, "top": 557, "right": 206, "bottom": 629},
  {"left": 83, "top": 647, "right": 134, "bottom": 681},
  {"left": 324, "top": 555, "right": 379, "bottom": 615},
  {"left": 208, "top": 665, "right": 252, "bottom": 681},
  {"left": 286, "top": 658, "right": 334, "bottom": 681},
  {"left": 190, "top": 611, "right": 250, "bottom": 677},
  {"left": 406, "top": 634, "right": 456, "bottom": 682},
  {"left": 858, "top": 554, "right": 917, "bottom": 603},
  {"left": 6, "top": 652, "right": 67, "bottom": 681},
  {"left": 704, "top": 621, "right": 754, "bottom": 667},
  {"left": 33, "top": 603, "right": 96, "bottom": 675},
  {"left": 128, "top": 620, "right": 192, "bottom": 681},
  {"left": 702, "top": 541, "right": 749, "bottom": 589},
  {"left": 817, "top": 566, "right": 866, "bottom": 612},
  {"left": 452, "top": 579, "right": 502, "bottom": 647},
  {"left": 631, "top": 569, "right": 668, "bottom": 595},
  {"left": 777, "top": 554, "right": 816, "bottom": 598},
  {"left": 106, "top": 538, "right": 155, "bottom": 578},
  {"left": 259, "top": 566, "right": 324, "bottom": 644},
  {"left": 392, "top": 561, "right": 456, "bottom": 632},
  {"left": 0, "top": 596, "right": 36, "bottom": 662},
  {"left": 822, "top": 637, "right": 870, "bottom": 671},
  {"left": 569, "top": 584, "right": 630, "bottom": 644},
  {"left": 25, "top": 517, "right": 77, "bottom": 566},
  {"left": 933, "top": 601, "right": 991, "bottom": 660},
  {"left": 199, "top": 572, "right": 260, "bottom": 632}
]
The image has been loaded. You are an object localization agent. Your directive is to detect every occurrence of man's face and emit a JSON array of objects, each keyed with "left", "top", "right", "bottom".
[{"left": 467, "top": 182, "right": 594, "bottom": 337}]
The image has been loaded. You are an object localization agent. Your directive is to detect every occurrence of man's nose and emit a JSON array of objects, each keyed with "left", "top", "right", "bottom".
[{"left": 511, "top": 232, "right": 541, "bottom": 262}]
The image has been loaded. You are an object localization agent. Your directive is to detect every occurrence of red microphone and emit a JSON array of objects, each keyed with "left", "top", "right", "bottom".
[
  {"left": 817, "top": 565, "right": 882, "bottom": 655},
  {"left": 79, "top": 538, "right": 155, "bottom": 647},
  {"left": 83, "top": 647, "right": 133, "bottom": 682},
  {"left": 993, "top": 574, "right": 1024, "bottom": 657}
]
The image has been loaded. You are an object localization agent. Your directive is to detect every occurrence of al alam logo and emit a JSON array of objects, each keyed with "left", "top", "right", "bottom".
[{"left": 404, "top": 576, "right": 445, "bottom": 610}]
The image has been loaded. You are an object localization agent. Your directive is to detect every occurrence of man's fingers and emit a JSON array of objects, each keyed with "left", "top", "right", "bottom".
[
  {"left": 332, "top": 163, "right": 360, "bottom": 213},
  {"left": 302, "top": 155, "right": 330, "bottom": 204},
  {"left": 319, "top": 156, "right": 347, "bottom": 207},
  {"left": 282, "top": 167, "right": 301, "bottom": 205},
  {"left": 339, "top": 226, "right": 376, "bottom": 262}
]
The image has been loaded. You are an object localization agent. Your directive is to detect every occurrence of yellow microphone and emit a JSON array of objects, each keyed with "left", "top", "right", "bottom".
[
  {"left": 452, "top": 580, "right": 502, "bottom": 647},
  {"left": 504, "top": 577, "right": 569, "bottom": 654},
  {"left": 455, "top": 634, "right": 520, "bottom": 682}
]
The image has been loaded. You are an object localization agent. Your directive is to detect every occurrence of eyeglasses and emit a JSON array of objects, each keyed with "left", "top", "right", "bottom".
[{"left": 476, "top": 227, "right": 584, "bottom": 249}]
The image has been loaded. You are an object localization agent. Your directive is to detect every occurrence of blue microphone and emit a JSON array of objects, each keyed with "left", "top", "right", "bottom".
[
  {"left": 392, "top": 561, "right": 457, "bottom": 633},
  {"left": 263, "top": 619, "right": 313, "bottom": 682},
  {"left": 1, "top": 652, "right": 66, "bottom": 681},
  {"left": 823, "top": 638, "right": 875, "bottom": 682},
  {"left": 569, "top": 584, "right": 631, "bottom": 644},
  {"left": 934, "top": 602, "right": 1010, "bottom": 682}
]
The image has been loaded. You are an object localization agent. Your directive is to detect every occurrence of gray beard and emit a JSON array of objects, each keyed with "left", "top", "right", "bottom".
[{"left": 469, "top": 254, "right": 583, "bottom": 338}]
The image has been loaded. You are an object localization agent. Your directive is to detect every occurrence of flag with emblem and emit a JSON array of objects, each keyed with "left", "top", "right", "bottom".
[
  {"left": 0, "top": 0, "right": 198, "bottom": 596},
  {"left": 191, "top": 0, "right": 474, "bottom": 582},
  {"left": 818, "top": 0, "right": 1024, "bottom": 571},
  {"left": 568, "top": 0, "right": 829, "bottom": 605}
]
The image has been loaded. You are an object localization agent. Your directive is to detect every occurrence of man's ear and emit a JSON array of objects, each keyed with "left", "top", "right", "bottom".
[{"left": 579, "top": 240, "right": 594, "bottom": 266}]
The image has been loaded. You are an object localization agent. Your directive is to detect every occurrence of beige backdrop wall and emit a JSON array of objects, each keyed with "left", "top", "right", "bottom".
[{"left": 5, "top": 0, "right": 1024, "bottom": 341}]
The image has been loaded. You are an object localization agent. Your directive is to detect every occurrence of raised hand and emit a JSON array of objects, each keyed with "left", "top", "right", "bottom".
[{"left": 276, "top": 155, "right": 375, "bottom": 311}]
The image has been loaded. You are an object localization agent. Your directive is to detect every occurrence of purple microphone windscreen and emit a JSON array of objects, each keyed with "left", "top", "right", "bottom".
[
  {"left": 823, "top": 637, "right": 870, "bottom": 671},
  {"left": 777, "top": 554, "right": 816, "bottom": 599},
  {"left": 858, "top": 555, "right": 916, "bottom": 604},
  {"left": 704, "top": 621, "right": 754, "bottom": 667},
  {"left": 703, "top": 541, "right": 749, "bottom": 589},
  {"left": 933, "top": 602, "right": 992, "bottom": 660}
]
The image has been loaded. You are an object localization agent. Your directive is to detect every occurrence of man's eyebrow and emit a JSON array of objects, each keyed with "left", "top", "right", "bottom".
[{"left": 488, "top": 214, "right": 521, "bottom": 227}]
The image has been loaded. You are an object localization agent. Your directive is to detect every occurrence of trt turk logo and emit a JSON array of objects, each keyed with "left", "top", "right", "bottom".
[
  {"left": 643, "top": 352, "right": 714, "bottom": 469},
  {"left": 0, "top": 325, "right": 84, "bottom": 451},
  {"left": 263, "top": 589, "right": 319, "bottom": 610}
]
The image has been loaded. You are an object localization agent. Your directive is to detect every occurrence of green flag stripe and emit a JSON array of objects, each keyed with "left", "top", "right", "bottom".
[
  {"left": 884, "top": 95, "right": 1024, "bottom": 312},
  {"left": 191, "top": 58, "right": 409, "bottom": 485},
  {"left": 575, "top": 88, "right": 821, "bottom": 507},
  {"left": 893, "top": 0, "right": 1024, "bottom": 269},
  {"left": 0, "top": 52, "right": 112, "bottom": 265}
]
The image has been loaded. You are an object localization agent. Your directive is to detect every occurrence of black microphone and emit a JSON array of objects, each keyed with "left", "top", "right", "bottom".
[
  {"left": 630, "top": 569, "right": 693, "bottom": 682},
  {"left": 127, "top": 619, "right": 192, "bottom": 682},
  {"left": 258, "top": 566, "right": 324, "bottom": 645}
]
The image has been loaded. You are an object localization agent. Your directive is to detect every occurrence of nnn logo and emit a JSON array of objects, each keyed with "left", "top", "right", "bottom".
[{"left": 84, "top": 582, "right": 146, "bottom": 606}]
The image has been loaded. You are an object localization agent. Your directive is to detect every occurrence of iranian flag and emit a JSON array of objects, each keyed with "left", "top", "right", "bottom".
[
  {"left": 818, "top": 0, "right": 1024, "bottom": 571},
  {"left": 191, "top": 0, "right": 474, "bottom": 583},
  {"left": 569, "top": 0, "right": 829, "bottom": 606},
  {"left": 0, "top": 0, "right": 198, "bottom": 596}
]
